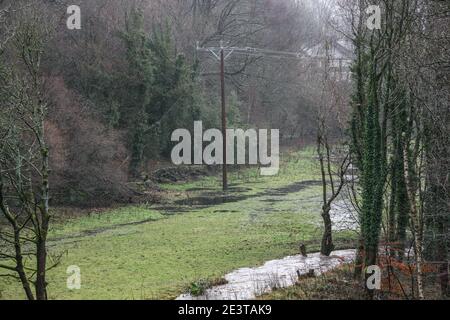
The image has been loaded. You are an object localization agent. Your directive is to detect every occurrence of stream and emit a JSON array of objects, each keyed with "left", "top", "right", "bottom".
[{"left": 177, "top": 249, "right": 355, "bottom": 300}]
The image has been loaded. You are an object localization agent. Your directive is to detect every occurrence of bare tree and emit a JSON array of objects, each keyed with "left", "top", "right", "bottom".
[
  {"left": 314, "top": 36, "right": 352, "bottom": 256},
  {"left": 0, "top": 7, "right": 56, "bottom": 300}
]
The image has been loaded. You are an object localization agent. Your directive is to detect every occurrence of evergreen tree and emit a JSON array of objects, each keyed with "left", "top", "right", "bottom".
[{"left": 120, "top": 9, "right": 153, "bottom": 175}]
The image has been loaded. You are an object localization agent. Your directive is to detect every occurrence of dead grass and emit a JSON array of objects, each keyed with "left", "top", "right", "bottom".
[{"left": 260, "top": 263, "right": 448, "bottom": 300}]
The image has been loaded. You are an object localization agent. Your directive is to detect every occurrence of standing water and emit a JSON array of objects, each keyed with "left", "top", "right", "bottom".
[{"left": 177, "top": 249, "right": 355, "bottom": 300}]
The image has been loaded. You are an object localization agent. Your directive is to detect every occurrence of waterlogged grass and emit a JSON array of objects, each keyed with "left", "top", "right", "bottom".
[
  {"left": 2, "top": 203, "right": 321, "bottom": 299},
  {"left": 160, "top": 148, "right": 319, "bottom": 193},
  {"left": 50, "top": 206, "right": 165, "bottom": 239},
  {"left": 0, "top": 148, "right": 357, "bottom": 300}
]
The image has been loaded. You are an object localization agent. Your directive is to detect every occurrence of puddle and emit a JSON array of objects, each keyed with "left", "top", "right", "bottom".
[
  {"left": 48, "top": 217, "right": 163, "bottom": 244},
  {"left": 41, "top": 178, "right": 335, "bottom": 249},
  {"left": 185, "top": 187, "right": 216, "bottom": 192},
  {"left": 261, "top": 199, "right": 284, "bottom": 203},
  {"left": 175, "top": 194, "right": 250, "bottom": 206},
  {"left": 262, "top": 181, "right": 321, "bottom": 196},
  {"left": 186, "top": 187, "right": 252, "bottom": 193},
  {"left": 177, "top": 249, "right": 355, "bottom": 300},
  {"left": 174, "top": 181, "right": 321, "bottom": 208},
  {"left": 151, "top": 206, "right": 190, "bottom": 214}
]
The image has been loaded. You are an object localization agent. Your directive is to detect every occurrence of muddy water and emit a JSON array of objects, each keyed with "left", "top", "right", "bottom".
[{"left": 176, "top": 249, "right": 355, "bottom": 300}]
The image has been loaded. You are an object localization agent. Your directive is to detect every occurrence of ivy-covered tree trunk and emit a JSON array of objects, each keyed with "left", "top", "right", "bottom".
[
  {"left": 121, "top": 9, "right": 153, "bottom": 176},
  {"left": 130, "top": 103, "right": 149, "bottom": 177},
  {"left": 360, "top": 66, "right": 385, "bottom": 270}
]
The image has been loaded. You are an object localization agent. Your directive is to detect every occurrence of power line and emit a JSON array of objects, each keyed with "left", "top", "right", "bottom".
[
  {"left": 195, "top": 41, "right": 352, "bottom": 191},
  {"left": 196, "top": 41, "right": 353, "bottom": 61}
]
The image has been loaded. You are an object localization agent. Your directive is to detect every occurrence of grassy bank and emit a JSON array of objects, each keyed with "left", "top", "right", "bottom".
[
  {"left": 260, "top": 263, "right": 447, "bottom": 300},
  {"left": 258, "top": 265, "right": 367, "bottom": 300}
]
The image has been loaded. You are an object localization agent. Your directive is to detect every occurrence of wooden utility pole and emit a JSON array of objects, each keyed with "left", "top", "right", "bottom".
[
  {"left": 195, "top": 41, "right": 350, "bottom": 192},
  {"left": 197, "top": 41, "right": 233, "bottom": 191},
  {"left": 220, "top": 46, "right": 228, "bottom": 190}
]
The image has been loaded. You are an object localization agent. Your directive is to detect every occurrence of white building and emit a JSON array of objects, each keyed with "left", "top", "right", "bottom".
[{"left": 304, "top": 39, "right": 354, "bottom": 81}]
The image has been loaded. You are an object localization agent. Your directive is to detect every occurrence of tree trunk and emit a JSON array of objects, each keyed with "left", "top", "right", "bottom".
[
  {"left": 354, "top": 238, "right": 364, "bottom": 280},
  {"left": 438, "top": 236, "right": 449, "bottom": 297},
  {"left": 321, "top": 205, "right": 335, "bottom": 256},
  {"left": 35, "top": 143, "right": 50, "bottom": 300},
  {"left": 0, "top": 176, "right": 35, "bottom": 300},
  {"left": 388, "top": 162, "right": 397, "bottom": 247},
  {"left": 403, "top": 147, "right": 425, "bottom": 300},
  {"left": 14, "top": 228, "right": 35, "bottom": 301},
  {"left": 35, "top": 238, "right": 48, "bottom": 300}
]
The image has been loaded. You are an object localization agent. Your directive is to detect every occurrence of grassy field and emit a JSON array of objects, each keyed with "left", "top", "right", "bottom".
[{"left": 0, "top": 148, "right": 356, "bottom": 300}]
